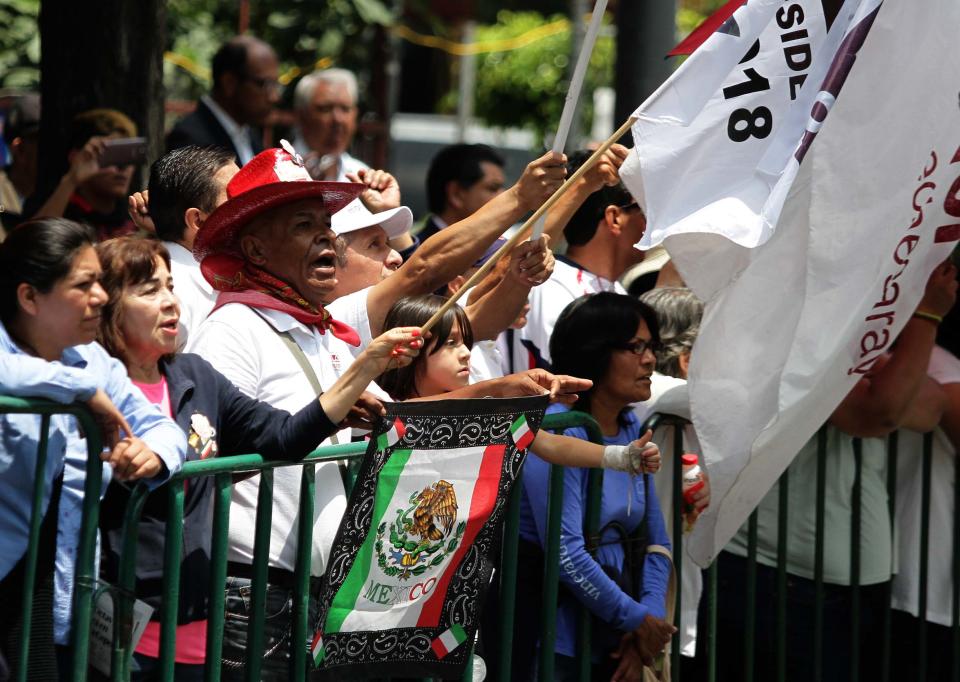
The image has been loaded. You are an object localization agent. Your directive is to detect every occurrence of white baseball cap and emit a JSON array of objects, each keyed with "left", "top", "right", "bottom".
[{"left": 332, "top": 198, "right": 413, "bottom": 239}]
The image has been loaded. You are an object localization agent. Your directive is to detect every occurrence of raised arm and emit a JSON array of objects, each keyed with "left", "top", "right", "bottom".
[
  {"left": 540, "top": 143, "right": 627, "bottom": 242},
  {"left": 30, "top": 137, "right": 107, "bottom": 220},
  {"left": 831, "top": 261, "right": 957, "bottom": 437},
  {"left": 363, "top": 151, "right": 567, "bottom": 336},
  {"left": 463, "top": 237, "right": 553, "bottom": 341},
  {"left": 213, "top": 327, "right": 424, "bottom": 459},
  {"left": 942, "top": 382, "right": 960, "bottom": 450}
]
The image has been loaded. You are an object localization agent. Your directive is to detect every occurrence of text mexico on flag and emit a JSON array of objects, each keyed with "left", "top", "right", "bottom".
[{"left": 312, "top": 395, "right": 549, "bottom": 679}]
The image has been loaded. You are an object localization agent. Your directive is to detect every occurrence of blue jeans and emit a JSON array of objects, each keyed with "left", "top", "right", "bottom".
[{"left": 220, "top": 576, "right": 320, "bottom": 682}]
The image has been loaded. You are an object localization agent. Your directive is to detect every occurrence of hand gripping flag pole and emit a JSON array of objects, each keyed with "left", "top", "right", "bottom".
[{"left": 419, "top": 114, "right": 637, "bottom": 337}]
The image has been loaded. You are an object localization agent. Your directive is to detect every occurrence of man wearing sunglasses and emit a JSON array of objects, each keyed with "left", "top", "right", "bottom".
[{"left": 166, "top": 36, "right": 280, "bottom": 166}]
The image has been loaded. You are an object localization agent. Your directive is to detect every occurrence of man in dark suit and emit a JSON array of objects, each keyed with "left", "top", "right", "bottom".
[
  {"left": 416, "top": 143, "right": 507, "bottom": 243},
  {"left": 166, "top": 36, "right": 279, "bottom": 166}
]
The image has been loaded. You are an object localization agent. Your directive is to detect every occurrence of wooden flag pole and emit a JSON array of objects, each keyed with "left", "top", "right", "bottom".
[
  {"left": 531, "top": 0, "right": 610, "bottom": 241},
  {"left": 419, "top": 115, "right": 638, "bottom": 337}
]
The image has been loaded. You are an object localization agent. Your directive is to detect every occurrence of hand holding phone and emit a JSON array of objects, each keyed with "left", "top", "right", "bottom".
[{"left": 99, "top": 137, "right": 147, "bottom": 167}]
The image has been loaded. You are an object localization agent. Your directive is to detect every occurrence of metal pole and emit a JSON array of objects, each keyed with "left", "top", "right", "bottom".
[
  {"left": 614, "top": 0, "right": 678, "bottom": 145},
  {"left": 456, "top": 21, "right": 477, "bottom": 143}
]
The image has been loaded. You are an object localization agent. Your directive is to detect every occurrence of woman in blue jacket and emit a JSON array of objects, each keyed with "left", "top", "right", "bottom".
[
  {"left": 93, "top": 237, "right": 422, "bottom": 680},
  {"left": 516, "top": 292, "right": 675, "bottom": 682},
  {"left": 0, "top": 219, "right": 187, "bottom": 680}
]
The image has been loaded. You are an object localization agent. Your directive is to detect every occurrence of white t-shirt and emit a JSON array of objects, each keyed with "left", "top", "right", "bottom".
[
  {"left": 327, "top": 286, "right": 375, "bottom": 359},
  {"left": 469, "top": 339, "right": 505, "bottom": 384},
  {"left": 164, "top": 242, "right": 216, "bottom": 350},
  {"left": 188, "top": 303, "right": 356, "bottom": 576},
  {"left": 634, "top": 373, "right": 702, "bottom": 656},
  {"left": 517, "top": 256, "right": 626, "bottom": 369},
  {"left": 891, "top": 345, "right": 960, "bottom": 626}
]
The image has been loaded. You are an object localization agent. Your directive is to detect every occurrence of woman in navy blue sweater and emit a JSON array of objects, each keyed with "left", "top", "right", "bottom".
[
  {"left": 516, "top": 292, "right": 675, "bottom": 682},
  {"left": 93, "top": 237, "right": 422, "bottom": 680}
]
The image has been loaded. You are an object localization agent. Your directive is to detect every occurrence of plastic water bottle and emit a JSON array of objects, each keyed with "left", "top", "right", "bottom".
[{"left": 681, "top": 453, "right": 705, "bottom": 531}]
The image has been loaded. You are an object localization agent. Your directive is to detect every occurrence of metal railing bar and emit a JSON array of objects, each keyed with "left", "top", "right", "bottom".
[
  {"left": 291, "top": 464, "right": 316, "bottom": 679},
  {"left": 537, "top": 463, "right": 565, "bottom": 682},
  {"left": 850, "top": 438, "right": 863, "bottom": 682},
  {"left": 497, "top": 484, "right": 522, "bottom": 680},
  {"left": 953, "top": 436, "right": 960, "bottom": 682},
  {"left": 158, "top": 481, "right": 186, "bottom": 680},
  {"left": 776, "top": 469, "right": 789, "bottom": 682},
  {"left": 918, "top": 431, "right": 934, "bottom": 682},
  {"left": 813, "top": 426, "right": 827, "bottom": 682},
  {"left": 881, "top": 431, "right": 898, "bottom": 682},
  {"left": 16, "top": 414, "right": 50, "bottom": 682},
  {"left": 113, "top": 483, "right": 151, "bottom": 681},
  {"left": 244, "top": 468, "right": 274, "bottom": 682},
  {"left": 744, "top": 510, "right": 758, "bottom": 682},
  {"left": 706, "top": 560, "right": 717, "bottom": 682},
  {"left": 204, "top": 473, "right": 232, "bottom": 682},
  {"left": 577, "top": 467, "right": 603, "bottom": 682}
]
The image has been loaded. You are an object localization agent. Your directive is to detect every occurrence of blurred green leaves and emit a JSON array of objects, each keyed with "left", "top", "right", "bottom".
[
  {"left": 0, "top": 0, "right": 40, "bottom": 89},
  {"left": 467, "top": 10, "right": 614, "bottom": 146}
]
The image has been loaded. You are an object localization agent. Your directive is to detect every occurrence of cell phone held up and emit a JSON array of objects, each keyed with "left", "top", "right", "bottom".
[{"left": 98, "top": 137, "right": 147, "bottom": 168}]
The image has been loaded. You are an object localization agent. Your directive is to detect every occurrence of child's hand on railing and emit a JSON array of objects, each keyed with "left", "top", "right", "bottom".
[{"left": 101, "top": 436, "right": 164, "bottom": 482}]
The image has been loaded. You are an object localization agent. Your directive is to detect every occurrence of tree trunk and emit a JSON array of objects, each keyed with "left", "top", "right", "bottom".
[
  {"left": 614, "top": 0, "right": 677, "bottom": 145},
  {"left": 37, "top": 0, "right": 166, "bottom": 196}
]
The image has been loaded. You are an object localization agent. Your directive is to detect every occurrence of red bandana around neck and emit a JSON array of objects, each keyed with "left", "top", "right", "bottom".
[{"left": 204, "top": 255, "right": 360, "bottom": 347}]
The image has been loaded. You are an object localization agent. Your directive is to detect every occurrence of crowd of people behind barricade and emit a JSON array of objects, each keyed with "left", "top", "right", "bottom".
[{"left": 0, "top": 32, "right": 958, "bottom": 682}]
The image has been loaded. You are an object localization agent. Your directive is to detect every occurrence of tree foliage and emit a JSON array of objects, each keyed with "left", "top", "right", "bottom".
[
  {"left": 163, "top": 0, "right": 394, "bottom": 108},
  {"left": 465, "top": 10, "right": 614, "bottom": 146},
  {"left": 0, "top": 0, "right": 40, "bottom": 89}
]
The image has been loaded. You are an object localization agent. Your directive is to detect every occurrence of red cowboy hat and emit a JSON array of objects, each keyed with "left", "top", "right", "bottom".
[{"left": 192, "top": 142, "right": 365, "bottom": 264}]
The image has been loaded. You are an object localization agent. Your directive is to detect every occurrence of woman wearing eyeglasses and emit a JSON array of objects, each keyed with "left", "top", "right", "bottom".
[{"left": 514, "top": 292, "right": 676, "bottom": 682}]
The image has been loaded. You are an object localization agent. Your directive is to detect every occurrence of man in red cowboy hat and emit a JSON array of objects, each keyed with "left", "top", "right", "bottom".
[{"left": 187, "top": 142, "right": 588, "bottom": 678}]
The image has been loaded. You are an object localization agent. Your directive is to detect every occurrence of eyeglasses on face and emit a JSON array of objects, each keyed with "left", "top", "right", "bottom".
[{"left": 612, "top": 338, "right": 659, "bottom": 356}]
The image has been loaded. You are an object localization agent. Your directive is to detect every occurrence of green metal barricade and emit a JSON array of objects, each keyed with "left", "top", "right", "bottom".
[
  {"left": 6, "top": 393, "right": 959, "bottom": 682},
  {"left": 0, "top": 396, "right": 103, "bottom": 682},
  {"left": 109, "top": 410, "right": 606, "bottom": 682}
]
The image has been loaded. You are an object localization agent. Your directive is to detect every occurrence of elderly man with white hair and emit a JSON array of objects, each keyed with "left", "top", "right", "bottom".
[{"left": 292, "top": 68, "right": 369, "bottom": 181}]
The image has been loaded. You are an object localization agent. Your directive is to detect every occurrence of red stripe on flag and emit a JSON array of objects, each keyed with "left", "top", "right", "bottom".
[
  {"left": 667, "top": 0, "right": 747, "bottom": 57},
  {"left": 416, "top": 443, "right": 505, "bottom": 628},
  {"left": 430, "top": 638, "right": 448, "bottom": 659}
]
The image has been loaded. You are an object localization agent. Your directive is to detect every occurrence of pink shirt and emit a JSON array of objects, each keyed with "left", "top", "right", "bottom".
[{"left": 131, "top": 375, "right": 207, "bottom": 664}]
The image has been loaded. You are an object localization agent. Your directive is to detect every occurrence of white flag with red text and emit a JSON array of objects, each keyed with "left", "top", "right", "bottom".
[{"left": 620, "top": 0, "right": 960, "bottom": 566}]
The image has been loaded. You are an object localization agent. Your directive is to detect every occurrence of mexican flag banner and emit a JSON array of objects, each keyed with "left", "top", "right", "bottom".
[{"left": 312, "top": 395, "right": 549, "bottom": 679}]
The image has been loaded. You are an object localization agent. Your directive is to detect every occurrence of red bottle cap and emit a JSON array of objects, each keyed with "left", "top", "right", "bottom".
[{"left": 681, "top": 454, "right": 699, "bottom": 466}]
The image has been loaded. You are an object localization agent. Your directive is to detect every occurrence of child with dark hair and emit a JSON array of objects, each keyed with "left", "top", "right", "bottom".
[{"left": 378, "top": 294, "right": 660, "bottom": 472}]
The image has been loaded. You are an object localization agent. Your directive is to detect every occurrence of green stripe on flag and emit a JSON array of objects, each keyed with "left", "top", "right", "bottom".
[
  {"left": 448, "top": 623, "right": 466, "bottom": 644},
  {"left": 324, "top": 449, "right": 412, "bottom": 635}
]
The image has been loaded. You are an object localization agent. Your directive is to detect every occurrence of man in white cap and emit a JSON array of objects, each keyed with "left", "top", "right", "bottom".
[{"left": 325, "top": 153, "right": 568, "bottom": 356}]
